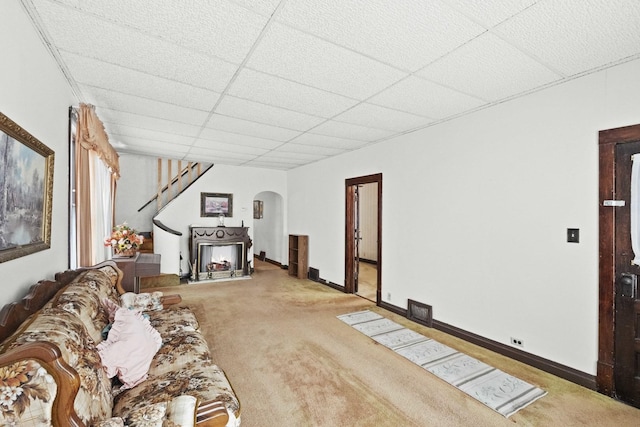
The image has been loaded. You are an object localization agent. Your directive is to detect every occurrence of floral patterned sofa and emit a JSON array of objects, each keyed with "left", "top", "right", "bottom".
[{"left": 0, "top": 261, "right": 240, "bottom": 427}]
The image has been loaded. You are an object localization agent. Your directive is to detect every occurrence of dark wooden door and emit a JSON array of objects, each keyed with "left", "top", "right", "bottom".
[
  {"left": 613, "top": 141, "right": 640, "bottom": 407},
  {"left": 345, "top": 174, "right": 382, "bottom": 300}
]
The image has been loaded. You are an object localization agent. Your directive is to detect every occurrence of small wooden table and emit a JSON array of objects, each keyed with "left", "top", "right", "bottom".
[{"left": 114, "top": 253, "right": 161, "bottom": 293}]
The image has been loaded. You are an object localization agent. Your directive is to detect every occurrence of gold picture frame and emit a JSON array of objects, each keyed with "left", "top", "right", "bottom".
[{"left": 0, "top": 112, "right": 54, "bottom": 263}]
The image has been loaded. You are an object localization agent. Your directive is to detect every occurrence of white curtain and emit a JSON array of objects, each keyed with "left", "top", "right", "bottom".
[
  {"left": 89, "top": 150, "right": 114, "bottom": 264},
  {"left": 631, "top": 154, "right": 640, "bottom": 264}
]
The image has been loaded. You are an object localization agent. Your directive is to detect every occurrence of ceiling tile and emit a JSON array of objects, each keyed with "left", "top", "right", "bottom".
[
  {"left": 290, "top": 133, "right": 370, "bottom": 150},
  {"left": 333, "top": 103, "right": 434, "bottom": 132},
  {"left": 33, "top": 1, "right": 237, "bottom": 92},
  {"left": 493, "top": 0, "right": 640, "bottom": 76},
  {"left": 369, "top": 76, "right": 486, "bottom": 119},
  {"left": 187, "top": 146, "right": 258, "bottom": 162},
  {"left": 275, "top": 143, "right": 347, "bottom": 156},
  {"left": 103, "top": 123, "right": 196, "bottom": 146},
  {"left": 228, "top": 68, "right": 359, "bottom": 118},
  {"left": 307, "top": 120, "right": 395, "bottom": 142},
  {"left": 442, "top": 0, "right": 537, "bottom": 27},
  {"left": 23, "top": 0, "right": 640, "bottom": 170},
  {"left": 62, "top": 52, "right": 220, "bottom": 110},
  {"left": 278, "top": 0, "right": 486, "bottom": 71},
  {"left": 243, "top": 160, "right": 299, "bottom": 170},
  {"left": 191, "top": 138, "right": 270, "bottom": 156},
  {"left": 215, "top": 96, "right": 326, "bottom": 131},
  {"left": 247, "top": 22, "right": 407, "bottom": 99},
  {"left": 259, "top": 150, "right": 325, "bottom": 162},
  {"left": 229, "top": 0, "right": 282, "bottom": 16},
  {"left": 97, "top": 108, "right": 202, "bottom": 138},
  {"left": 47, "top": 0, "right": 269, "bottom": 64},
  {"left": 206, "top": 114, "right": 302, "bottom": 142},
  {"left": 417, "top": 32, "right": 562, "bottom": 101},
  {"left": 80, "top": 85, "right": 210, "bottom": 126},
  {"left": 111, "top": 134, "right": 189, "bottom": 152},
  {"left": 198, "top": 128, "right": 283, "bottom": 150}
]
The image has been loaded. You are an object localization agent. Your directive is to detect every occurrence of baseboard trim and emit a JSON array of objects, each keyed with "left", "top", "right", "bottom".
[
  {"left": 264, "top": 257, "right": 281, "bottom": 267},
  {"left": 432, "top": 319, "right": 596, "bottom": 390},
  {"left": 376, "top": 301, "right": 596, "bottom": 390},
  {"left": 378, "top": 301, "right": 406, "bottom": 317},
  {"left": 253, "top": 253, "right": 281, "bottom": 267}
]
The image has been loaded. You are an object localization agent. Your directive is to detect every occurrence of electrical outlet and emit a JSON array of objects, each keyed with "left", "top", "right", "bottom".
[
  {"left": 510, "top": 337, "right": 524, "bottom": 347},
  {"left": 387, "top": 292, "right": 391, "bottom": 301}
]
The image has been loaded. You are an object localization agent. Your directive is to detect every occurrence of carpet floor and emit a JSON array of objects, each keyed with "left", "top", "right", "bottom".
[{"left": 144, "top": 260, "right": 640, "bottom": 426}]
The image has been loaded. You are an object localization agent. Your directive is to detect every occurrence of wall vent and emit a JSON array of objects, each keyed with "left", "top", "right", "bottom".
[
  {"left": 308, "top": 267, "right": 320, "bottom": 282},
  {"left": 407, "top": 299, "right": 433, "bottom": 328}
]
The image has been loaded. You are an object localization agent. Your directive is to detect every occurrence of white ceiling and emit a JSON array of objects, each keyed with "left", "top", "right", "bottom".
[{"left": 21, "top": 0, "right": 640, "bottom": 170}]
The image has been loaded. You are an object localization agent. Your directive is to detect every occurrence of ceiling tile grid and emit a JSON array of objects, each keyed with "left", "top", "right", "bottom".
[
  {"left": 19, "top": 0, "right": 640, "bottom": 170},
  {"left": 206, "top": 115, "right": 302, "bottom": 142},
  {"left": 61, "top": 53, "right": 221, "bottom": 111},
  {"left": 416, "top": 32, "right": 564, "bottom": 102},
  {"left": 491, "top": 0, "right": 640, "bottom": 76},
  {"left": 276, "top": 0, "right": 487, "bottom": 72},
  {"left": 245, "top": 22, "right": 408, "bottom": 100},
  {"left": 227, "top": 68, "right": 360, "bottom": 118}
]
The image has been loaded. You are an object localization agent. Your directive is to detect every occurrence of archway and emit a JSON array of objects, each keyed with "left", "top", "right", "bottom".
[{"left": 252, "top": 191, "right": 285, "bottom": 266}]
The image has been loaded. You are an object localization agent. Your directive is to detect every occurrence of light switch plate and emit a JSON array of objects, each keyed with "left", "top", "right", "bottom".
[{"left": 567, "top": 228, "right": 579, "bottom": 243}]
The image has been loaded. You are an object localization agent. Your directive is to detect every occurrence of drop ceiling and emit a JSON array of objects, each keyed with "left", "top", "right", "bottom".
[{"left": 21, "top": 0, "right": 640, "bottom": 170}]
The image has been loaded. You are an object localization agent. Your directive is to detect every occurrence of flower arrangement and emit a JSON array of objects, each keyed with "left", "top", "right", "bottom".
[{"left": 104, "top": 222, "right": 144, "bottom": 256}]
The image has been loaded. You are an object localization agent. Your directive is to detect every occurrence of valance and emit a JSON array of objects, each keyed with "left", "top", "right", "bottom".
[{"left": 76, "top": 103, "right": 120, "bottom": 178}]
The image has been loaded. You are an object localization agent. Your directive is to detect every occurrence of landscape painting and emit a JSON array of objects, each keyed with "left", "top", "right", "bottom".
[
  {"left": 0, "top": 112, "right": 54, "bottom": 263},
  {"left": 201, "top": 192, "right": 233, "bottom": 217}
]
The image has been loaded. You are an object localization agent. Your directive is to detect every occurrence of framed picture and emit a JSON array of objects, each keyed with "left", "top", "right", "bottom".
[
  {"left": 201, "top": 192, "right": 233, "bottom": 217},
  {"left": 253, "top": 200, "right": 263, "bottom": 219},
  {"left": 0, "top": 112, "right": 54, "bottom": 263}
]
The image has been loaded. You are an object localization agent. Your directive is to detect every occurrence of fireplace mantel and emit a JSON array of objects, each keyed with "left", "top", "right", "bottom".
[{"left": 189, "top": 226, "right": 252, "bottom": 281}]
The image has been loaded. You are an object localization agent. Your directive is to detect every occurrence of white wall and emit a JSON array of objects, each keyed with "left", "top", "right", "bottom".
[
  {"left": 0, "top": 0, "right": 76, "bottom": 305},
  {"left": 115, "top": 153, "right": 160, "bottom": 233},
  {"left": 287, "top": 58, "right": 640, "bottom": 375},
  {"left": 154, "top": 164, "right": 287, "bottom": 274}
]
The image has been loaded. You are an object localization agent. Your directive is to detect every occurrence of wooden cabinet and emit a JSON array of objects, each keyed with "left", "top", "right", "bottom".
[
  {"left": 113, "top": 253, "right": 161, "bottom": 293},
  {"left": 288, "top": 235, "right": 308, "bottom": 279}
]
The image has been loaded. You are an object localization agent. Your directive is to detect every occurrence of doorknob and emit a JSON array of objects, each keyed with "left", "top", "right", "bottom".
[{"left": 619, "top": 273, "right": 637, "bottom": 298}]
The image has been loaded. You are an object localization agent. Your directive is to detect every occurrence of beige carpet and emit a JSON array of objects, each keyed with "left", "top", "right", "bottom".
[
  {"left": 356, "top": 261, "right": 377, "bottom": 302},
  {"left": 145, "top": 260, "right": 640, "bottom": 426}
]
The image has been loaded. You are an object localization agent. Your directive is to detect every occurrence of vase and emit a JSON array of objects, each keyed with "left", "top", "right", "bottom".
[{"left": 114, "top": 248, "right": 136, "bottom": 258}]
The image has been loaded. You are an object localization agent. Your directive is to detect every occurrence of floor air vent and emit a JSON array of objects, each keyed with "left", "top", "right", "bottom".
[{"left": 407, "top": 299, "right": 433, "bottom": 327}]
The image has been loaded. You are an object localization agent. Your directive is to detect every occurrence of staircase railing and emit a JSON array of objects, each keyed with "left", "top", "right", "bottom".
[{"left": 138, "top": 159, "right": 213, "bottom": 213}]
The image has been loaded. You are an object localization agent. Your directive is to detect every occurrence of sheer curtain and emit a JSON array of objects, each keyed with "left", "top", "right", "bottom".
[{"left": 73, "top": 103, "right": 119, "bottom": 267}]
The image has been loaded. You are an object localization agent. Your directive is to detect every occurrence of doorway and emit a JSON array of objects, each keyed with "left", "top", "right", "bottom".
[
  {"left": 598, "top": 123, "right": 640, "bottom": 408},
  {"left": 345, "top": 173, "right": 382, "bottom": 303}
]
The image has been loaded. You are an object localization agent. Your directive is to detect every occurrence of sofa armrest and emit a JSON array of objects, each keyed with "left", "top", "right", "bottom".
[
  {"left": 0, "top": 341, "right": 84, "bottom": 427},
  {"left": 196, "top": 400, "right": 231, "bottom": 427}
]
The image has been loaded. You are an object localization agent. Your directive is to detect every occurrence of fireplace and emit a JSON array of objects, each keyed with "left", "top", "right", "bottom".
[
  {"left": 197, "top": 242, "right": 244, "bottom": 280},
  {"left": 190, "top": 226, "right": 252, "bottom": 281}
]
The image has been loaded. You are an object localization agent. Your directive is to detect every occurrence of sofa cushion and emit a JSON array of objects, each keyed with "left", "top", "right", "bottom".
[
  {"left": 97, "top": 308, "right": 162, "bottom": 389},
  {"left": 5, "top": 307, "right": 112, "bottom": 425},
  {"left": 146, "top": 306, "right": 200, "bottom": 336},
  {"left": 120, "top": 292, "right": 164, "bottom": 312},
  {"left": 112, "top": 361, "right": 240, "bottom": 421},
  {"left": 52, "top": 269, "right": 120, "bottom": 343}
]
